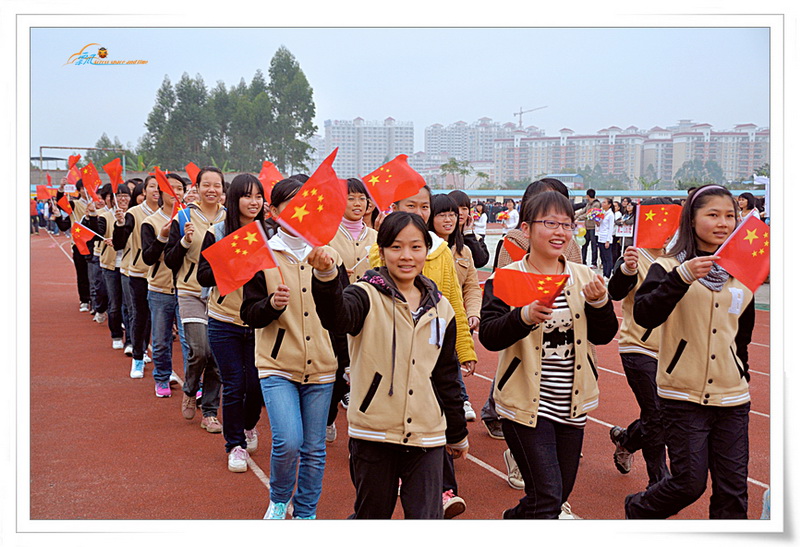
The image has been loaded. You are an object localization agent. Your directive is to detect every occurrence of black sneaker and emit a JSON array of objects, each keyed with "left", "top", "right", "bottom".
[
  {"left": 610, "top": 426, "right": 634, "bottom": 474},
  {"left": 341, "top": 392, "right": 350, "bottom": 410},
  {"left": 483, "top": 420, "right": 504, "bottom": 440}
]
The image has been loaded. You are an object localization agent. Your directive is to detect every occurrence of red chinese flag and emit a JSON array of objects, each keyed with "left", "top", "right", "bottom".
[
  {"left": 36, "top": 185, "right": 51, "bottom": 201},
  {"left": 102, "top": 158, "right": 124, "bottom": 193},
  {"left": 46, "top": 173, "right": 52, "bottom": 186},
  {"left": 185, "top": 162, "right": 201, "bottom": 187},
  {"left": 171, "top": 200, "right": 188, "bottom": 221},
  {"left": 361, "top": 154, "right": 426, "bottom": 212},
  {"left": 66, "top": 165, "right": 81, "bottom": 186},
  {"left": 275, "top": 148, "right": 346, "bottom": 247},
  {"left": 492, "top": 269, "right": 570, "bottom": 309},
  {"left": 79, "top": 163, "right": 102, "bottom": 202},
  {"left": 502, "top": 237, "right": 527, "bottom": 262},
  {"left": 70, "top": 222, "right": 101, "bottom": 255},
  {"left": 258, "top": 161, "right": 285, "bottom": 204},
  {"left": 68, "top": 154, "right": 81, "bottom": 169},
  {"left": 57, "top": 195, "right": 73, "bottom": 215},
  {"left": 715, "top": 214, "right": 770, "bottom": 293},
  {"left": 154, "top": 166, "right": 180, "bottom": 202},
  {"left": 201, "top": 221, "right": 278, "bottom": 296},
  {"left": 633, "top": 204, "right": 682, "bottom": 248}
]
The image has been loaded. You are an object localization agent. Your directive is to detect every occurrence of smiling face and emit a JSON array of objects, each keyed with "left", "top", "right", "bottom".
[
  {"left": 392, "top": 188, "right": 431, "bottom": 223},
  {"left": 379, "top": 223, "right": 428, "bottom": 286},
  {"left": 432, "top": 210, "right": 457, "bottom": 239},
  {"left": 522, "top": 207, "right": 574, "bottom": 263},
  {"left": 344, "top": 192, "right": 368, "bottom": 221},
  {"left": 693, "top": 195, "right": 737, "bottom": 253},
  {"left": 238, "top": 184, "right": 264, "bottom": 224},
  {"left": 145, "top": 178, "right": 160, "bottom": 205},
  {"left": 161, "top": 178, "right": 185, "bottom": 209},
  {"left": 738, "top": 196, "right": 749, "bottom": 211},
  {"left": 198, "top": 171, "right": 223, "bottom": 206}
]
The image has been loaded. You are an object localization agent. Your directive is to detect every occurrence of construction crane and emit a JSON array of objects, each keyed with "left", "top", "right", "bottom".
[{"left": 513, "top": 105, "right": 548, "bottom": 129}]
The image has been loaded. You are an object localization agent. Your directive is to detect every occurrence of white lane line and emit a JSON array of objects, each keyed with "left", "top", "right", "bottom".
[
  {"left": 47, "top": 232, "right": 74, "bottom": 263},
  {"left": 598, "top": 366, "right": 625, "bottom": 378},
  {"left": 248, "top": 456, "right": 271, "bottom": 490},
  {"left": 748, "top": 477, "right": 769, "bottom": 489}
]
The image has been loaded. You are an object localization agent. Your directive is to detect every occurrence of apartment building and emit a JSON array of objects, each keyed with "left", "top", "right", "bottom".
[{"left": 322, "top": 117, "right": 414, "bottom": 178}]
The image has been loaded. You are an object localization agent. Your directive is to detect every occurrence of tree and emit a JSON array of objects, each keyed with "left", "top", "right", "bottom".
[
  {"left": 439, "top": 157, "right": 472, "bottom": 190},
  {"left": 673, "top": 159, "right": 726, "bottom": 189},
  {"left": 86, "top": 133, "right": 127, "bottom": 167},
  {"left": 504, "top": 178, "right": 531, "bottom": 190},
  {"left": 141, "top": 76, "right": 176, "bottom": 156},
  {"left": 756, "top": 163, "right": 770, "bottom": 177},
  {"left": 475, "top": 171, "right": 492, "bottom": 190},
  {"left": 267, "top": 46, "right": 317, "bottom": 173}
]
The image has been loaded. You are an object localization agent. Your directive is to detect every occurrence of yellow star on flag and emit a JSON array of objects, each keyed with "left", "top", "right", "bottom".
[
  {"left": 242, "top": 250, "right": 248, "bottom": 256},
  {"left": 645, "top": 210, "right": 656, "bottom": 221},
  {"left": 317, "top": 195, "right": 324, "bottom": 202},
  {"left": 310, "top": 188, "right": 318, "bottom": 196},
  {"left": 743, "top": 229, "right": 759, "bottom": 245},
  {"left": 759, "top": 248, "right": 765, "bottom": 255},
  {"left": 302, "top": 190, "right": 310, "bottom": 198},
  {"left": 546, "top": 276, "right": 552, "bottom": 281},
  {"left": 292, "top": 204, "right": 310, "bottom": 222},
  {"left": 231, "top": 241, "right": 237, "bottom": 248},
  {"left": 317, "top": 205, "right": 324, "bottom": 212},
  {"left": 244, "top": 232, "right": 258, "bottom": 245},
  {"left": 752, "top": 251, "right": 758, "bottom": 257},
  {"left": 235, "top": 248, "right": 241, "bottom": 254},
  {"left": 233, "top": 235, "right": 239, "bottom": 240},
  {"left": 368, "top": 175, "right": 380, "bottom": 186},
  {"left": 764, "top": 240, "right": 769, "bottom": 247}
]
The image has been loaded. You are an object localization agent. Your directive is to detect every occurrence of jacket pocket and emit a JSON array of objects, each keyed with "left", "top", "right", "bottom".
[
  {"left": 497, "top": 357, "right": 521, "bottom": 391},
  {"left": 359, "top": 372, "right": 383, "bottom": 413},
  {"left": 132, "top": 249, "right": 141, "bottom": 267},
  {"left": 587, "top": 353, "right": 599, "bottom": 380},
  {"left": 430, "top": 377, "right": 444, "bottom": 416},
  {"left": 641, "top": 328, "right": 653, "bottom": 343},
  {"left": 665, "top": 339, "right": 688, "bottom": 374},
  {"left": 270, "top": 328, "right": 286, "bottom": 359},
  {"left": 217, "top": 293, "right": 226, "bottom": 305},
  {"left": 183, "top": 262, "right": 196, "bottom": 283},
  {"left": 122, "top": 248, "right": 130, "bottom": 261},
  {"left": 730, "top": 347, "right": 746, "bottom": 379},
  {"left": 151, "top": 260, "right": 161, "bottom": 279}
]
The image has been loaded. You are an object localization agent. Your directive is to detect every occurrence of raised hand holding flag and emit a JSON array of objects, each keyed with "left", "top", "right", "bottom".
[
  {"left": 361, "top": 154, "right": 426, "bottom": 212},
  {"left": 201, "top": 221, "right": 278, "bottom": 296},
  {"left": 715, "top": 214, "right": 770, "bottom": 293},
  {"left": 102, "top": 158, "right": 124, "bottom": 193}
]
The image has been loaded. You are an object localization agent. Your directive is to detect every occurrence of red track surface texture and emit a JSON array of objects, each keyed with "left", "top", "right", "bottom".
[{"left": 28, "top": 233, "right": 771, "bottom": 521}]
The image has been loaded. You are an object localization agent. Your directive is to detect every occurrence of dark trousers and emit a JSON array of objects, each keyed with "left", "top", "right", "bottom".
[
  {"left": 87, "top": 255, "right": 108, "bottom": 314},
  {"left": 31, "top": 215, "right": 39, "bottom": 234},
  {"left": 182, "top": 321, "right": 221, "bottom": 417},
  {"left": 599, "top": 241, "right": 614, "bottom": 278},
  {"left": 126, "top": 276, "right": 151, "bottom": 360},
  {"left": 349, "top": 438, "right": 444, "bottom": 519},
  {"left": 612, "top": 236, "right": 623, "bottom": 266},
  {"left": 208, "top": 318, "right": 263, "bottom": 452},
  {"left": 101, "top": 267, "right": 128, "bottom": 342},
  {"left": 618, "top": 353, "right": 668, "bottom": 487},
  {"left": 502, "top": 417, "right": 584, "bottom": 519},
  {"left": 581, "top": 228, "right": 598, "bottom": 266},
  {"left": 625, "top": 398, "right": 750, "bottom": 519},
  {"left": 481, "top": 378, "right": 499, "bottom": 423},
  {"left": 72, "top": 244, "right": 90, "bottom": 304},
  {"left": 326, "top": 363, "right": 349, "bottom": 427}
]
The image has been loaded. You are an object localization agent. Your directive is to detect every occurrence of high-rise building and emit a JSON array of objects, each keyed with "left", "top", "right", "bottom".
[{"left": 322, "top": 117, "right": 414, "bottom": 178}]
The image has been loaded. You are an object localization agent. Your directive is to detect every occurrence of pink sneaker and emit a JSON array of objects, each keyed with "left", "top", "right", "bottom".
[
  {"left": 155, "top": 381, "right": 171, "bottom": 398},
  {"left": 442, "top": 489, "right": 466, "bottom": 519}
]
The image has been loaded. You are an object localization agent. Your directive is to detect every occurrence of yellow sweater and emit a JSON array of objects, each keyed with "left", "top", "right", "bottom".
[{"left": 369, "top": 234, "right": 477, "bottom": 364}]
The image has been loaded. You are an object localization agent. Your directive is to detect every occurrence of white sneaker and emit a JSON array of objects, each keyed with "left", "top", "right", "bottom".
[
  {"left": 464, "top": 401, "right": 477, "bottom": 421},
  {"left": 326, "top": 424, "right": 336, "bottom": 443},
  {"left": 263, "top": 501, "right": 288, "bottom": 519},
  {"left": 503, "top": 449, "right": 524, "bottom": 489},
  {"left": 143, "top": 353, "right": 152, "bottom": 364},
  {"left": 227, "top": 446, "right": 248, "bottom": 473},
  {"left": 559, "top": 501, "right": 576, "bottom": 519},
  {"left": 79, "top": 303, "right": 90, "bottom": 313},
  {"left": 169, "top": 371, "right": 181, "bottom": 384},
  {"left": 123, "top": 344, "right": 133, "bottom": 356},
  {"left": 93, "top": 311, "right": 107, "bottom": 324},
  {"left": 130, "top": 359, "right": 145, "bottom": 379},
  {"left": 245, "top": 428, "right": 258, "bottom": 453},
  {"left": 112, "top": 339, "right": 124, "bottom": 350}
]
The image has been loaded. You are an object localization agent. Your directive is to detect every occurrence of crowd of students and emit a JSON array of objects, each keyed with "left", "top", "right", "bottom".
[{"left": 41, "top": 168, "right": 764, "bottom": 520}]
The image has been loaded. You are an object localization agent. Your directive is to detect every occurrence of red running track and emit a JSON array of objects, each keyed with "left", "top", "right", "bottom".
[{"left": 27, "top": 232, "right": 770, "bottom": 520}]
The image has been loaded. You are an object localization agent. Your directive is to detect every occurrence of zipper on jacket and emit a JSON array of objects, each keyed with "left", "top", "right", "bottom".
[
  {"left": 641, "top": 328, "right": 653, "bottom": 343},
  {"left": 730, "top": 347, "right": 746, "bottom": 379},
  {"left": 359, "top": 372, "right": 383, "bottom": 413},
  {"left": 666, "top": 339, "right": 688, "bottom": 374},
  {"left": 270, "top": 328, "right": 286, "bottom": 359},
  {"left": 587, "top": 353, "right": 599, "bottom": 380},
  {"left": 497, "top": 357, "right": 522, "bottom": 391},
  {"left": 183, "top": 262, "right": 195, "bottom": 283},
  {"left": 132, "top": 249, "right": 141, "bottom": 266}
]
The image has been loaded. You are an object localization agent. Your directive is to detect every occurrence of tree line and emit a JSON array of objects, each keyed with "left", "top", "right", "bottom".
[{"left": 86, "top": 46, "right": 317, "bottom": 175}]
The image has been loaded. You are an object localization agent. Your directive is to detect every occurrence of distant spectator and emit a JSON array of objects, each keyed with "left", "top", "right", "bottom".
[{"left": 30, "top": 198, "right": 39, "bottom": 235}]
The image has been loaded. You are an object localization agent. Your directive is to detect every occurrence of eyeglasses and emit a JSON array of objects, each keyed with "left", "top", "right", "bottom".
[
  {"left": 531, "top": 220, "right": 578, "bottom": 231},
  {"left": 435, "top": 212, "right": 458, "bottom": 220}
]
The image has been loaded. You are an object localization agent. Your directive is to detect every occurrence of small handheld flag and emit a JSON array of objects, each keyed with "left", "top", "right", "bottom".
[
  {"left": 102, "top": 158, "right": 124, "bottom": 193},
  {"left": 492, "top": 269, "right": 570, "bottom": 309},
  {"left": 502, "top": 238, "right": 527, "bottom": 262},
  {"left": 57, "top": 195, "right": 73, "bottom": 215},
  {"left": 71, "top": 222, "right": 102, "bottom": 255},
  {"left": 361, "top": 154, "right": 426, "bottom": 213},
  {"left": 185, "top": 162, "right": 201, "bottom": 187},
  {"left": 201, "top": 221, "right": 278, "bottom": 296},
  {"left": 258, "top": 161, "right": 285, "bottom": 204},
  {"left": 633, "top": 204, "right": 682, "bottom": 249},
  {"left": 715, "top": 214, "right": 770, "bottom": 293}
]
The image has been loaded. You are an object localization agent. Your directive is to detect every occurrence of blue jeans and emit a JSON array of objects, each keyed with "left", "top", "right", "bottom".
[
  {"left": 102, "top": 267, "right": 128, "bottom": 342},
  {"left": 87, "top": 254, "right": 108, "bottom": 314},
  {"left": 147, "top": 291, "right": 182, "bottom": 383},
  {"left": 208, "top": 318, "right": 263, "bottom": 453},
  {"left": 260, "top": 376, "right": 333, "bottom": 518},
  {"left": 501, "top": 417, "right": 584, "bottom": 519}
]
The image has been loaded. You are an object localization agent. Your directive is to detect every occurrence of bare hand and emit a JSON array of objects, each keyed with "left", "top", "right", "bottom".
[
  {"left": 605, "top": 242, "right": 610, "bottom": 249},
  {"left": 521, "top": 300, "right": 553, "bottom": 325},
  {"left": 446, "top": 445, "right": 468, "bottom": 459},
  {"left": 374, "top": 211, "right": 387, "bottom": 231},
  {"left": 461, "top": 360, "right": 476, "bottom": 377},
  {"left": 86, "top": 201, "right": 96, "bottom": 213},
  {"left": 346, "top": 268, "right": 355, "bottom": 277},
  {"left": 685, "top": 255, "right": 721, "bottom": 280},
  {"left": 583, "top": 274, "right": 607, "bottom": 302},
  {"left": 114, "top": 207, "right": 125, "bottom": 225},
  {"left": 468, "top": 316, "right": 480, "bottom": 332},
  {"left": 159, "top": 220, "right": 172, "bottom": 239},
  {"left": 623, "top": 246, "right": 639, "bottom": 272},
  {"left": 271, "top": 284, "right": 291, "bottom": 309},
  {"left": 183, "top": 222, "right": 195, "bottom": 244},
  {"left": 307, "top": 247, "right": 335, "bottom": 271}
]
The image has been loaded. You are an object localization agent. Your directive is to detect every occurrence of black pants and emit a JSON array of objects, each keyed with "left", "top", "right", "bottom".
[
  {"left": 617, "top": 353, "right": 668, "bottom": 487},
  {"left": 128, "top": 276, "right": 151, "bottom": 360},
  {"left": 326, "top": 362, "right": 349, "bottom": 427},
  {"left": 71, "top": 244, "right": 91, "bottom": 304},
  {"left": 581, "top": 228, "right": 598, "bottom": 267},
  {"left": 349, "top": 438, "right": 444, "bottom": 519},
  {"left": 625, "top": 398, "right": 750, "bottom": 519}
]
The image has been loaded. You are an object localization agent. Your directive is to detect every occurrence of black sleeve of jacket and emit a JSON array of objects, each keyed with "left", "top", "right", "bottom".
[
  {"left": 240, "top": 270, "right": 285, "bottom": 328},
  {"left": 430, "top": 318, "right": 468, "bottom": 445},
  {"left": 607, "top": 257, "right": 637, "bottom": 301},
  {"left": 311, "top": 275, "right": 371, "bottom": 336},
  {"left": 141, "top": 223, "right": 166, "bottom": 266},
  {"left": 478, "top": 277, "right": 537, "bottom": 351},
  {"left": 584, "top": 298, "right": 619, "bottom": 345},
  {"left": 97, "top": 216, "right": 108, "bottom": 240},
  {"left": 196, "top": 230, "right": 218, "bottom": 288},
  {"left": 163, "top": 220, "right": 189, "bottom": 273},
  {"left": 633, "top": 263, "right": 691, "bottom": 329},
  {"left": 463, "top": 233, "right": 490, "bottom": 268},
  {"left": 736, "top": 298, "right": 755, "bottom": 383},
  {"left": 112, "top": 211, "right": 135, "bottom": 251}
]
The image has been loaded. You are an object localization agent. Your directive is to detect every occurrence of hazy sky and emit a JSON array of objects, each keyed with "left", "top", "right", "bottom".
[{"left": 29, "top": 26, "right": 770, "bottom": 161}]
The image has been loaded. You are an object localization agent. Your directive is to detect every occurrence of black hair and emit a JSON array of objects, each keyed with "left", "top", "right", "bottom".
[
  {"left": 667, "top": 184, "right": 737, "bottom": 260},
  {"left": 475, "top": 202, "right": 485, "bottom": 214},
  {"left": 370, "top": 205, "right": 381, "bottom": 226},
  {"left": 127, "top": 178, "right": 143, "bottom": 186},
  {"left": 738, "top": 192, "right": 757, "bottom": 211},
  {"left": 347, "top": 178, "right": 369, "bottom": 199},
  {"left": 162, "top": 172, "right": 187, "bottom": 192},
  {"left": 115, "top": 183, "right": 132, "bottom": 196},
  {"left": 586, "top": 188, "right": 596, "bottom": 198},
  {"left": 224, "top": 173, "right": 265, "bottom": 236},
  {"left": 377, "top": 211, "right": 432, "bottom": 250},
  {"left": 393, "top": 184, "right": 431, "bottom": 206},
  {"left": 195, "top": 166, "right": 225, "bottom": 187},
  {"left": 99, "top": 183, "right": 114, "bottom": 200},
  {"left": 514, "top": 177, "right": 570, "bottom": 229},
  {"left": 290, "top": 173, "right": 309, "bottom": 183},
  {"left": 75, "top": 179, "right": 84, "bottom": 191},
  {"left": 520, "top": 191, "right": 575, "bottom": 225},
  {"left": 428, "top": 194, "right": 464, "bottom": 253},
  {"left": 131, "top": 181, "right": 146, "bottom": 204},
  {"left": 270, "top": 178, "right": 303, "bottom": 209}
]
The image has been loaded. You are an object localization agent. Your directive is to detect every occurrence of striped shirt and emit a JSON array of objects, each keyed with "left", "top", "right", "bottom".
[{"left": 537, "top": 294, "right": 586, "bottom": 427}]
